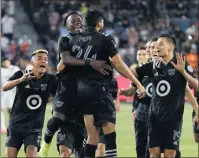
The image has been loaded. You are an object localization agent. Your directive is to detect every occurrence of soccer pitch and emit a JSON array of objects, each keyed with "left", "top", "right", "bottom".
[{"left": 1, "top": 103, "right": 198, "bottom": 157}]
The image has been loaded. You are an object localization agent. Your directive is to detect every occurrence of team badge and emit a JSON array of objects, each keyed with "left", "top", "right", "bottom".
[
  {"left": 56, "top": 101, "right": 64, "bottom": 107},
  {"left": 41, "top": 84, "right": 47, "bottom": 91},
  {"left": 168, "top": 69, "right": 175, "bottom": 76}
]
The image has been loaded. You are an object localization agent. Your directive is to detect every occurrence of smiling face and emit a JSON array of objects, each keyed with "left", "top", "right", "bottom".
[
  {"left": 146, "top": 41, "right": 152, "bottom": 59},
  {"left": 136, "top": 49, "right": 149, "bottom": 64},
  {"left": 31, "top": 53, "right": 48, "bottom": 74},
  {"left": 66, "top": 14, "right": 83, "bottom": 33}
]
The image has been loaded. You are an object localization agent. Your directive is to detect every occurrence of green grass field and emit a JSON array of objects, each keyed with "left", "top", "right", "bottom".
[{"left": 1, "top": 103, "right": 198, "bottom": 157}]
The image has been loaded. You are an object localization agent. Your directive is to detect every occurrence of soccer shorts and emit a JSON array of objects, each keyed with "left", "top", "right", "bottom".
[
  {"left": 192, "top": 110, "right": 199, "bottom": 134},
  {"left": 5, "top": 128, "right": 42, "bottom": 152},
  {"left": 148, "top": 112, "right": 182, "bottom": 150},
  {"left": 77, "top": 94, "right": 116, "bottom": 127},
  {"left": 53, "top": 82, "right": 77, "bottom": 122},
  {"left": 56, "top": 122, "right": 86, "bottom": 152},
  {"left": 1, "top": 91, "right": 15, "bottom": 109}
]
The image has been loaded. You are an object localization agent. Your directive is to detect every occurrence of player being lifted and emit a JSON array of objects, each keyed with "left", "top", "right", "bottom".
[
  {"left": 58, "top": 7, "right": 145, "bottom": 157},
  {"left": 3, "top": 49, "right": 57, "bottom": 157},
  {"left": 39, "top": 12, "right": 113, "bottom": 157}
]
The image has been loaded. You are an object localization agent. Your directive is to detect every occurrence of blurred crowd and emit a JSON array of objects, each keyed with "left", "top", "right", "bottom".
[
  {"left": 1, "top": 1, "right": 33, "bottom": 69},
  {"left": 1, "top": 0, "right": 199, "bottom": 71}
]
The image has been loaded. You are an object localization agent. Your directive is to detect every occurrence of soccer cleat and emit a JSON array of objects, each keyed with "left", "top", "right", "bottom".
[{"left": 39, "top": 141, "right": 51, "bottom": 157}]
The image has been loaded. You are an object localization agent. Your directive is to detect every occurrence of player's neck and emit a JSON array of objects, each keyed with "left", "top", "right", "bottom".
[
  {"left": 32, "top": 69, "right": 45, "bottom": 79},
  {"left": 162, "top": 54, "right": 173, "bottom": 65}
]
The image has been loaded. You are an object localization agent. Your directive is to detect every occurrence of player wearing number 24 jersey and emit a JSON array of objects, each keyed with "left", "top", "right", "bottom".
[{"left": 2, "top": 49, "right": 57, "bottom": 157}]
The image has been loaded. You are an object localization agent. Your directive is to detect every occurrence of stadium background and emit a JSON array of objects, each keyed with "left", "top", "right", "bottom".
[{"left": 1, "top": 0, "right": 198, "bottom": 157}]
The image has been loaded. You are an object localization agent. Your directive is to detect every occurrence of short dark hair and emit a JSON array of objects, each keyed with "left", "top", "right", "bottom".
[
  {"left": 64, "top": 12, "right": 82, "bottom": 26},
  {"left": 138, "top": 46, "right": 146, "bottom": 51},
  {"left": 147, "top": 37, "right": 158, "bottom": 42},
  {"left": 158, "top": 34, "right": 176, "bottom": 46},
  {"left": 85, "top": 7, "right": 104, "bottom": 27}
]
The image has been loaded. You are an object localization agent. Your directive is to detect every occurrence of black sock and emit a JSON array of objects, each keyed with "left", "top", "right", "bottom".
[
  {"left": 103, "top": 132, "right": 117, "bottom": 157},
  {"left": 175, "top": 149, "right": 181, "bottom": 158},
  {"left": 84, "top": 144, "right": 97, "bottom": 158},
  {"left": 44, "top": 117, "right": 63, "bottom": 144}
]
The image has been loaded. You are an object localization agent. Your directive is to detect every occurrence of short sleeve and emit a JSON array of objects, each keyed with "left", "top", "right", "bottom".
[
  {"left": 105, "top": 35, "right": 119, "bottom": 57},
  {"left": 135, "top": 62, "right": 153, "bottom": 79},
  {"left": 185, "top": 64, "right": 195, "bottom": 77},
  {"left": 8, "top": 70, "right": 23, "bottom": 81},
  {"left": 57, "top": 36, "right": 71, "bottom": 54}
]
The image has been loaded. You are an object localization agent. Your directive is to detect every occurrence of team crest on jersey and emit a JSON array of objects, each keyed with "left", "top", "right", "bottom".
[
  {"left": 41, "top": 84, "right": 47, "bottom": 91},
  {"left": 56, "top": 101, "right": 64, "bottom": 107},
  {"left": 168, "top": 69, "right": 175, "bottom": 76}
]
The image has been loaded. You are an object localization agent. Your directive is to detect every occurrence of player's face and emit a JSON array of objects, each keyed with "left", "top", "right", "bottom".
[
  {"left": 157, "top": 37, "right": 171, "bottom": 57},
  {"left": 32, "top": 53, "right": 48, "bottom": 74},
  {"left": 2, "top": 60, "right": 11, "bottom": 68},
  {"left": 151, "top": 41, "right": 158, "bottom": 57},
  {"left": 66, "top": 14, "right": 83, "bottom": 33},
  {"left": 146, "top": 41, "right": 152, "bottom": 59},
  {"left": 137, "top": 50, "right": 148, "bottom": 64},
  {"left": 96, "top": 19, "right": 104, "bottom": 31}
]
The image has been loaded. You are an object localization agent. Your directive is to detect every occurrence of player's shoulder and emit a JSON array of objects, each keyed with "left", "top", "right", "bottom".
[{"left": 100, "top": 33, "right": 114, "bottom": 40}]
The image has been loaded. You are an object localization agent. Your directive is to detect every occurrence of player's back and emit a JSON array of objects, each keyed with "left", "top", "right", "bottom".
[{"left": 70, "top": 29, "right": 117, "bottom": 84}]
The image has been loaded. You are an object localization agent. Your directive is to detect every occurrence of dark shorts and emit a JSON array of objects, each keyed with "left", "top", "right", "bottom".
[
  {"left": 56, "top": 122, "right": 86, "bottom": 152},
  {"left": 192, "top": 110, "right": 199, "bottom": 134},
  {"left": 77, "top": 94, "right": 116, "bottom": 127},
  {"left": 53, "top": 82, "right": 77, "bottom": 121},
  {"left": 5, "top": 128, "right": 42, "bottom": 152},
  {"left": 148, "top": 112, "right": 182, "bottom": 150}
]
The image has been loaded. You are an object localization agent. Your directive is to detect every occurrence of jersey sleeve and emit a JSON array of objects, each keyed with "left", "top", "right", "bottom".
[
  {"left": 185, "top": 63, "right": 195, "bottom": 77},
  {"left": 8, "top": 70, "right": 23, "bottom": 81},
  {"left": 135, "top": 62, "right": 153, "bottom": 79},
  {"left": 105, "top": 35, "right": 119, "bottom": 57},
  {"left": 57, "top": 36, "right": 71, "bottom": 54}
]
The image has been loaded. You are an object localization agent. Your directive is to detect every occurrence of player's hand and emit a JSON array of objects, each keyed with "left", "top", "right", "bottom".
[
  {"left": 20, "top": 72, "right": 35, "bottom": 82},
  {"left": 136, "top": 85, "right": 146, "bottom": 98},
  {"left": 90, "top": 60, "right": 112, "bottom": 75},
  {"left": 132, "top": 111, "right": 136, "bottom": 121},
  {"left": 171, "top": 52, "right": 185, "bottom": 73},
  {"left": 119, "top": 88, "right": 133, "bottom": 96}
]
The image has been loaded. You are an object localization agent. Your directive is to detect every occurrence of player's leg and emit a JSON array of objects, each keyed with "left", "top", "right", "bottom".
[
  {"left": 148, "top": 113, "right": 162, "bottom": 157},
  {"left": 96, "top": 128, "right": 106, "bottom": 157},
  {"left": 134, "top": 119, "right": 149, "bottom": 158},
  {"left": 40, "top": 93, "right": 68, "bottom": 157},
  {"left": 24, "top": 132, "right": 42, "bottom": 157},
  {"left": 5, "top": 129, "right": 23, "bottom": 157},
  {"left": 83, "top": 114, "right": 99, "bottom": 157},
  {"left": 57, "top": 125, "right": 75, "bottom": 157},
  {"left": 100, "top": 96, "right": 117, "bottom": 157},
  {"left": 163, "top": 121, "right": 182, "bottom": 158},
  {"left": 192, "top": 110, "right": 199, "bottom": 142}
]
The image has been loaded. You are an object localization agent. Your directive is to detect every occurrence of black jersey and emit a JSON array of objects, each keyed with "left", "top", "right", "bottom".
[
  {"left": 136, "top": 59, "right": 194, "bottom": 122},
  {"left": 8, "top": 70, "right": 57, "bottom": 132},
  {"left": 68, "top": 28, "right": 118, "bottom": 98},
  {"left": 57, "top": 33, "right": 78, "bottom": 84}
]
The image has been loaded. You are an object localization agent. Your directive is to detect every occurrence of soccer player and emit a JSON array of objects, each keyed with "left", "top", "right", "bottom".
[
  {"left": 131, "top": 34, "right": 199, "bottom": 157},
  {"left": 120, "top": 47, "right": 151, "bottom": 158},
  {"left": 1, "top": 58, "right": 19, "bottom": 134},
  {"left": 59, "top": 8, "right": 145, "bottom": 157},
  {"left": 2, "top": 49, "right": 57, "bottom": 157},
  {"left": 39, "top": 12, "right": 112, "bottom": 157}
]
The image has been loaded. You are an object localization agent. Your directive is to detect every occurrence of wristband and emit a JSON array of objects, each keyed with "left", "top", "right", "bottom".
[{"left": 85, "top": 60, "right": 91, "bottom": 66}]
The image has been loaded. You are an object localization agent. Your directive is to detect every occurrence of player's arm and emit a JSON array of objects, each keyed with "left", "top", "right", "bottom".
[
  {"left": 171, "top": 52, "right": 198, "bottom": 91},
  {"left": 119, "top": 85, "right": 136, "bottom": 96},
  {"left": 2, "top": 71, "right": 35, "bottom": 91},
  {"left": 185, "top": 85, "right": 199, "bottom": 121},
  {"left": 114, "top": 97, "right": 120, "bottom": 112}
]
